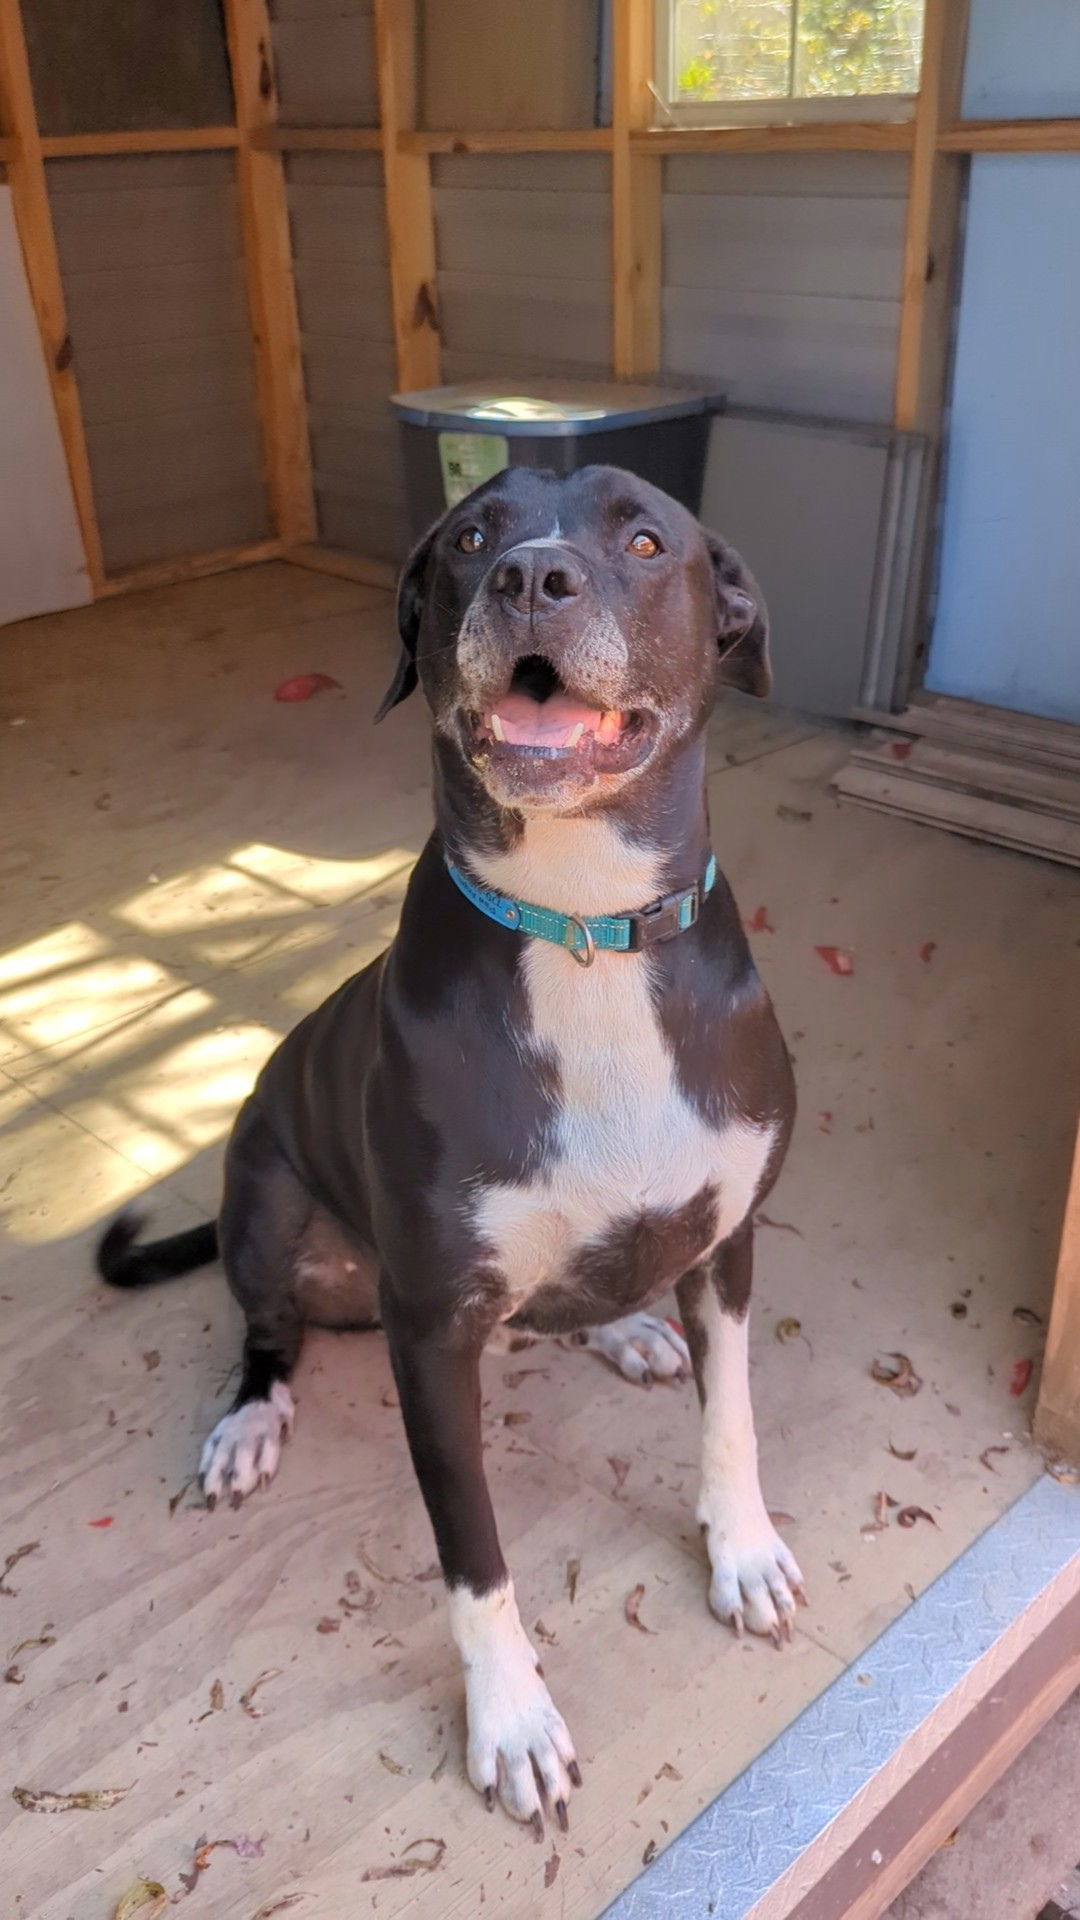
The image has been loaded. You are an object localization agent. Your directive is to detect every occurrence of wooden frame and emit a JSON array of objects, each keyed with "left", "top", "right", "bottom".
[
  {"left": 894, "top": 0, "right": 970, "bottom": 431},
  {"left": 223, "top": 0, "right": 316, "bottom": 549},
  {"left": 1035, "top": 1120, "right": 1080, "bottom": 1466},
  {"left": 611, "top": 0, "right": 662, "bottom": 379},
  {"left": 372, "top": 0, "right": 440, "bottom": 392},
  {"left": 39, "top": 127, "right": 241, "bottom": 156},
  {"left": 0, "top": 0, "right": 104, "bottom": 592},
  {"left": 96, "top": 538, "right": 283, "bottom": 598}
]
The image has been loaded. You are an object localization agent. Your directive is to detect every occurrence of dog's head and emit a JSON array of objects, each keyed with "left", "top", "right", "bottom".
[{"left": 378, "top": 465, "right": 769, "bottom": 815}]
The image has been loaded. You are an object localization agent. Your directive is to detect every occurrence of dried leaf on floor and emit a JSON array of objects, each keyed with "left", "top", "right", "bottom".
[
  {"left": 380, "top": 1389, "right": 399, "bottom": 1409},
  {"left": 950, "top": 1301, "right": 967, "bottom": 1319},
  {"left": 642, "top": 1840, "right": 657, "bottom": 1865},
  {"left": 756, "top": 1213, "right": 803, "bottom": 1237},
  {"left": 897, "top": 1506, "right": 937, "bottom": 1529},
  {"left": 5, "top": 1665, "right": 24, "bottom": 1684},
  {"left": 142, "top": 1350, "right": 160, "bottom": 1372},
  {"left": 1, "top": 1542, "right": 40, "bottom": 1597},
  {"left": 1012, "top": 1306, "right": 1043, "bottom": 1327},
  {"left": 414, "top": 1562, "right": 442, "bottom": 1582},
  {"left": 744, "top": 905, "right": 773, "bottom": 934},
  {"left": 566, "top": 1559, "right": 580, "bottom": 1605},
  {"left": 871, "top": 1352, "right": 923, "bottom": 1397},
  {"left": 239, "top": 1668, "right": 282, "bottom": 1718},
  {"left": 919, "top": 940, "right": 937, "bottom": 963},
  {"left": 544, "top": 1847, "right": 561, "bottom": 1889},
  {"left": 361, "top": 1837, "right": 446, "bottom": 1881},
  {"left": 379, "top": 1752, "right": 407, "bottom": 1776},
  {"left": 625, "top": 1585, "right": 656, "bottom": 1634},
  {"left": 167, "top": 1478, "right": 194, "bottom": 1517},
  {"left": 316, "top": 1617, "right": 340, "bottom": 1634},
  {"left": 775, "top": 1318, "right": 802, "bottom": 1344},
  {"left": 503, "top": 1411, "right": 532, "bottom": 1427},
  {"left": 534, "top": 1620, "right": 557, "bottom": 1646},
  {"left": 1008, "top": 1358, "right": 1034, "bottom": 1396},
  {"left": 979, "top": 1444, "right": 1009, "bottom": 1473},
  {"left": 887, "top": 1442, "right": 917, "bottom": 1461},
  {"left": 339, "top": 1587, "right": 378, "bottom": 1616},
  {"left": 112, "top": 1879, "right": 167, "bottom": 1920},
  {"left": 430, "top": 1751, "right": 448, "bottom": 1781},
  {"left": 274, "top": 673, "right": 342, "bottom": 703},
  {"left": 503, "top": 1367, "right": 550, "bottom": 1389},
  {"left": 252, "top": 1899, "right": 309, "bottom": 1919},
  {"left": 357, "top": 1543, "right": 403, "bottom": 1583},
  {"left": 179, "top": 1834, "right": 265, "bottom": 1893},
  {"left": 776, "top": 804, "right": 812, "bottom": 823},
  {"left": 13, "top": 1784, "right": 131, "bottom": 1813},
  {"left": 608, "top": 1457, "right": 631, "bottom": 1493},
  {"left": 7, "top": 1630, "right": 55, "bottom": 1659},
  {"left": 814, "top": 946, "right": 854, "bottom": 976},
  {"left": 195, "top": 1677, "right": 225, "bottom": 1722},
  {"left": 656, "top": 1762, "right": 683, "bottom": 1782}
]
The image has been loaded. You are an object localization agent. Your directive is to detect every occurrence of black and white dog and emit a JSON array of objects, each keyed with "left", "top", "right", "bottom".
[{"left": 99, "top": 465, "right": 803, "bottom": 1836}]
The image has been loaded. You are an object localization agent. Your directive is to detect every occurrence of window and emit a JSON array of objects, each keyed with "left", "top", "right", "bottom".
[{"left": 655, "top": 0, "right": 926, "bottom": 126}]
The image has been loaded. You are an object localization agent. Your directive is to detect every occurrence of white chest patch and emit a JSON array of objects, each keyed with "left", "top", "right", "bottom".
[{"left": 468, "top": 820, "right": 776, "bottom": 1311}]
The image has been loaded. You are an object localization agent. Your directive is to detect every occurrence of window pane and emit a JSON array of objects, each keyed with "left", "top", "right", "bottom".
[
  {"left": 671, "top": 0, "right": 925, "bottom": 102},
  {"left": 674, "top": 0, "right": 794, "bottom": 103},
  {"left": 793, "top": 0, "right": 924, "bottom": 97}
]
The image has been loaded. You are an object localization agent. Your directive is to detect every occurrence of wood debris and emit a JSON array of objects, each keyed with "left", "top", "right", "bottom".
[
  {"left": 239, "top": 1668, "right": 282, "bottom": 1718},
  {"left": 979, "top": 1444, "right": 1009, "bottom": 1473},
  {"left": 1012, "top": 1306, "right": 1043, "bottom": 1327},
  {"left": 504, "top": 1367, "right": 550, "bottom": 1389},
  {"left": 544, "top": 1847, "right": 561, "bottom": 1889},
  {"left": 167, "top": 1477, "right": 195, "bottom": 1517},
  {"left": 0, "top": 1541, "right": 39, "bottom": 1597},
  {"left": 756, "top": 1213, "right": 803, "bottom": 1237},
  {"left": 656, "top": 1762, "right": 683, "bottom": 1782},
  {"left": 871, "top": 1352, "right": 923, "bottom": 1397},
  {"left": 316, "top": 1617, "right": 340, "bottom": 1634},
  {"left": 775, "top": 1318, "right": 801, "bottom": 1344},
  {"left": 607, "top": 1457, "right": 631, "bottom": 1494},
  {"left": 624, "top": 1584, "right": 656, "bottom": 1634},
  {"left": 566, "top": 1559, "right": 580, "bottom": 1605},
  {"left": 534, "top": 1619, "right": 556, "bottom": 1646},
  {"left": 142, "top": 1350, "right": 160, "bottom": 1371},
  {"left": 887, "top": 1442, "right": 917, "bottom": 1461},
  {"left": 13, "top": 1783, "right": 131, "bottom": 1812},
  {"left": 339, "top": 1587, "right": 378, "bottom": 1616},
  {"left": 776, "top": 804, "right": 812, "bottom": 822},
  {"left": 252, "top": 1899, "right": 309, "bottom": 1920},
  {"left": 357, "top": 1543, "right": 403, "bottom": 1583},
  {"left": 378, "top": 1751, "right": 407, "bottom": 1776},
  {"left": 112, "top": 1881, "right": 167, "bottom": 1920},
  {"left": 502, "top": 1410, "right": 531, "bottom": 1427},
  {"left": 897, "top": 1505, "right": 937, "bottom": 1529},
  {"left": 643, "top": 1839, "right": 658, "bottom": 1865},
  {"left": 361, "top": 1836, "right": 446, "bottom": 1881}
]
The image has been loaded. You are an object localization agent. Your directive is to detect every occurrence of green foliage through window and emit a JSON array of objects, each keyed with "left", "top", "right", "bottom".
[{"left": 673, "top": 0, "right": 924, "bottom": 103}]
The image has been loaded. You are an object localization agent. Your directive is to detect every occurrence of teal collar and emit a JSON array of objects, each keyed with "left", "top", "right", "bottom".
[{"left": 446, "top": 852, "right": 717, "bottom": 968}]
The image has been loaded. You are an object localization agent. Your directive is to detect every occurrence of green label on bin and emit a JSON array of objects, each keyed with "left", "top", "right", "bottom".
[{"left": 438, "top": 431, "right": 509, "bottom": 507}]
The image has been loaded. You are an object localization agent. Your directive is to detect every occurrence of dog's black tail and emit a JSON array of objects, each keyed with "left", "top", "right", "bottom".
[{"left": 97, "top": 1207, "right": 218, "bottom": 1289}]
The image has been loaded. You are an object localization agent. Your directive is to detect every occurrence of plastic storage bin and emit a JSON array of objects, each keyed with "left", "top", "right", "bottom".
[{"left": 390, "top": 379, "right": 724, "bottom": 537}]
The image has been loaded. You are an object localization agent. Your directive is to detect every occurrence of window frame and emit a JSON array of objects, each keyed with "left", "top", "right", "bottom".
[{"left": 653, "top": 0, "right": 922, "bottom": 130}]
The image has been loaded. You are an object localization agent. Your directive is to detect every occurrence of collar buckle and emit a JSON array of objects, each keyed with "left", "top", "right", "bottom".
[{"left": 626, "top": 884, "right": 699, "bottom": 951}]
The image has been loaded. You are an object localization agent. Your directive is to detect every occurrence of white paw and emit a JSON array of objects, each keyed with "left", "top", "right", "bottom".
[
  {"left": 199, "top": 1382, "right": 295, "bottom": 1507},
  {"left": 698, "top": 1490, "right": 805, "bottom": 1647},
  {"left": 583, "top": 1312, "right": 691, "bottom": 1387},
  {"left": 450, "top": 1582, "right": 580, "bottom": 1833}
]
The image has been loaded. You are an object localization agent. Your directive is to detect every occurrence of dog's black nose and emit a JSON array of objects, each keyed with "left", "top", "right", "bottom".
[{"left": 492, "top": 546, "right": 586, "bottom": 616}]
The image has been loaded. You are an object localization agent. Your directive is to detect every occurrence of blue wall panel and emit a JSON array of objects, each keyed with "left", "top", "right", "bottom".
[
  {"left": 926, "top": 156, "right": 1080, "bottom": 724},
  {"left": 962, "top": 0, "right": 1080, "bottom": 120}
]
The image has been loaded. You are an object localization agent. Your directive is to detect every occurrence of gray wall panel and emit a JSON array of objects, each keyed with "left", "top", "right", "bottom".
[
  {"left": 433, "top": 153, "right": 611, "bottom": 383},
  {"left": 662, "top": 154, "right": 907, "bottom": 422},
  {"left": 269, "top": 0, "right": 377, "bottom": 128},
  {"left": 48, "top": 153, "right": 269, "bottom": 572},
  {"left": 286, "top": 151, "right": 411, "bottom": 563}
]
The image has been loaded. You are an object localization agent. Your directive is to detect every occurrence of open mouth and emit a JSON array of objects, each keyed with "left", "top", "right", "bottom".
[{"left": 469, "top": 654, "right": 656, "bottom": 775}]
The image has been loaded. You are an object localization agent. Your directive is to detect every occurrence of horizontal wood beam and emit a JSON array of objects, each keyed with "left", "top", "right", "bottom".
[
  {"left": 259, "top": 125, "right": 382, "bottom": 152},
  {"left": 39, "top": 126, "right": 241, "bottom": 157},
  {"left": 284, "top": 544, "right": 397, "bottom": 591},
  {"left": 633, "top": 120, "right": 914, "bottom": 153},
  {"left": 398, "top": 127, "right": 613, "bottom": 154},
  {"left": 939, "top": 116, "right": 1080, "bottom": 152},
  {"left": 97, "top": 539, "right": 283, "bottom": 598}
]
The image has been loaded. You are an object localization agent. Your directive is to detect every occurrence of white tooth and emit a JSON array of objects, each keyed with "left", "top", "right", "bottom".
[
  {"left": 490, "top": 712, "right": 505, "bottom": 741},
  {"left": 566, "top": 723, "right": 584, "bottom": 747}
]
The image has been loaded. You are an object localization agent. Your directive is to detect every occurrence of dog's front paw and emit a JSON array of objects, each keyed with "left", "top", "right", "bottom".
[
  {"left": 199, "top": 1381, "right": 295, "bottom": 1508},
  {"left": 698, "top": 1489, "right": 805, "bottom": 1648},
  {"left": 582, "top": 1312, "right": 691, "bottom": 1387},
  {"left": 452, "top": 1583, "right": 580, "bottom": 1834}
]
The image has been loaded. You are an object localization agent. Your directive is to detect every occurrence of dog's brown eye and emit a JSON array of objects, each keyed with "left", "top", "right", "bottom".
[
  {"left": 629, "top": 531, "right": 661, "bottom": 557},
  {"left": 457, "top": 526, "right": 486, "bottom": 554}
]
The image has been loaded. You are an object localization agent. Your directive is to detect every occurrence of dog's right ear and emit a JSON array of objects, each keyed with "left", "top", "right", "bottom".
[{"left": 375, "top": 523, "right": 438, "bottom": 721}]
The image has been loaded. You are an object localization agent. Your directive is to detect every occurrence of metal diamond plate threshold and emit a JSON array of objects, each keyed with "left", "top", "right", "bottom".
[{"left": 604, "top": 1474, "right": 1080, "bottom": 1920}]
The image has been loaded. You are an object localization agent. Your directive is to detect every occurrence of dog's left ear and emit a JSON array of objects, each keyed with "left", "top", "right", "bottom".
[
  {"left": 705, "top": 533, "right": 771, "bottom": 700},
  {"left": 375, "top": 523, "right": 438, "bottom": 720}
]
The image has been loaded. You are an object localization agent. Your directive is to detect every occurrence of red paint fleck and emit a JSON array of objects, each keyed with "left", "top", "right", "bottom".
[
  {"left": 815, "top": 946, "right": 854, "bottom": 976},
  {"left": 889, "top": 741, "right": 913, "bottom": 761},
  {"left": 818, "top": 1112, "right": 834, "bottom": 1134},
  {"left": 919, "top": 941, "right": 937, "bottom": 964},
  {"left": 274, "top": 673, "right": 343, "bottom": 703},
  {"left": 88, "top": 1516, "right": 114, "bottom": 1528},
  {"left": 1008, "top": 1358, "right": 1033, "bottom": 1397},
  {"left": 744, "top": 905, "right": 774, "bottom": 934},
  {"left": 666, "top": 1319, "right": 685, "bottom": 1337}
]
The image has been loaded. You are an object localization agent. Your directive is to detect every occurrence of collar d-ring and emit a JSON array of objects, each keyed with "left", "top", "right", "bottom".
[{"left": 566, "top": 914, "right": 596, "bottom": 967}]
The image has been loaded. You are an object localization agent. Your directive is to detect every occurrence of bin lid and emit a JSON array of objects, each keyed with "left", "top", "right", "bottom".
[{"left": 390, "top": 379, "right": 724, "bottom": 436}]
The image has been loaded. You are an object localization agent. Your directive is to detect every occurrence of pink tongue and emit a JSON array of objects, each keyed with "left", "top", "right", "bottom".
[{"left": 490, "top": 690, "right": 620, "bottom": 748}]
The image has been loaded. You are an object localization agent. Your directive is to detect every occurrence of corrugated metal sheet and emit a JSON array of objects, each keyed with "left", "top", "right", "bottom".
[
  {"left": 47, "top": 152, "right": 269, "bottom": 573},
  {"left": 285, "top": 150, "right": 411, "bottom": 564},
  {"left": 662, "top": 154, "right": 907, "bottom": 422},
  {"left": 433, "top": 154, "right": 612, "bottom": 383},
  {"left": 269, "top": 0, "right": 378, "bottom": 129}
]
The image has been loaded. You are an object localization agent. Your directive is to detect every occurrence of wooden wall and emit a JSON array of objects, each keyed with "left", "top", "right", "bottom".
[{"left": 47, "top": 153, "right": 270, "bottom": 572}]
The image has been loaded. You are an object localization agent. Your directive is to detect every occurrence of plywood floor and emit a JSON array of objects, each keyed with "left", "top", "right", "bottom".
[{"left": 2, "top": 564, "right": 1077, "bottom": 1920}]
